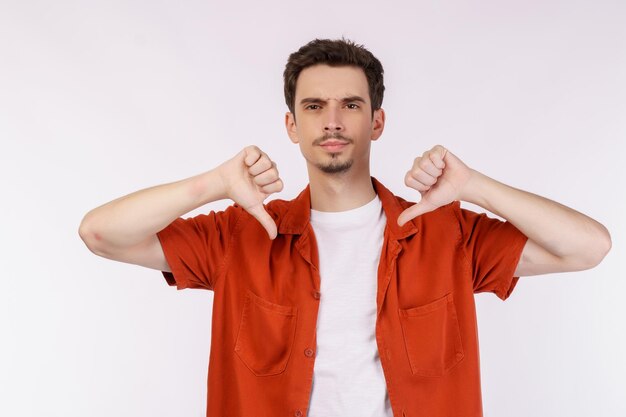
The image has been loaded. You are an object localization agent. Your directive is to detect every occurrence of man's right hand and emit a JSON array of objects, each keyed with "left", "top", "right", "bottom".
[
  {"left": 217, "top": 146, "right": 284, "bottom": 239},
  {"left": 79, "top": 145, "right": 284, "bottom": 271}
]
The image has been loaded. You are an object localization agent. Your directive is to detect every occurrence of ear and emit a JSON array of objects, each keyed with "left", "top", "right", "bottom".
[
  {"left": 370, "top": 108, "right": 386, "bottom": 141},
  {"left": 285, "top": 112, "right": 299, "bottom": 144}
]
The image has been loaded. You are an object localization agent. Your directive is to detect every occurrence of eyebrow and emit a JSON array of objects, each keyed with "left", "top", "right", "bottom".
[{"left": 299, "top": 95, "right": 367, "bottom": 105}]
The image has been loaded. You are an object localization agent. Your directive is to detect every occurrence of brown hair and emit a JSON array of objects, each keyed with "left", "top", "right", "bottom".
[{"left": 283, "top": 38, "right": 385, "bottom": 115}]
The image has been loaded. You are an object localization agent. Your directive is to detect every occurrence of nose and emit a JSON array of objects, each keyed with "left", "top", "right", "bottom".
[{"left": 323, "top": 105, "right": 344, "bottom": 132}]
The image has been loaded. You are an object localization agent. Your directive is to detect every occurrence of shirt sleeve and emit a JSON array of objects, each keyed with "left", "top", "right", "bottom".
[
  {"left": 453, "top": 202, "right": 529, "bottom": 300},
  {"left": 156, "top": 204, "right": 244, "bottom": 291}
]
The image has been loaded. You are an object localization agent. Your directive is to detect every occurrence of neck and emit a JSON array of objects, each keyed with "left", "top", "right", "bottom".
[{"left": 307, "top": 166, "right": 376, "bottom": 212}]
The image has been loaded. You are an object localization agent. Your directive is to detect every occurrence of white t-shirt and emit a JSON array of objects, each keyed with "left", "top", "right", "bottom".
[{"left": 307, "top": 195, "right": 392, "bottom": 417}]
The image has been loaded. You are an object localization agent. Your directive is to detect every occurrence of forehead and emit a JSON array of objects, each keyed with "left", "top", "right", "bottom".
[{"left": 295, "top": 64, "right": 369, "bottom": 102}]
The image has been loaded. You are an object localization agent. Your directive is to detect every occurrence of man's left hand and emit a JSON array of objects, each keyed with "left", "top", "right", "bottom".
[{"left": 398, "top": 145, "right": 473, "bottom": 226}]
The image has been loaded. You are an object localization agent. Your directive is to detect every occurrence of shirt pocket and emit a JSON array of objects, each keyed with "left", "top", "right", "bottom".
[
  {"left": 398, "top": 292, "right": 464, "bottom": 377},
  {"left": 234, "top": 289, "right": 298, "bottom": 376}
]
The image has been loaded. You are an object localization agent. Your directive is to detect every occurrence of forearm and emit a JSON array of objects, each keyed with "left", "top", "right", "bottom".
[
  {"left": 79, "top": 168, "right": 226, "bottom": 253},
  {"left": 460, "top": 169, "right": 611, "bottom": 265}
]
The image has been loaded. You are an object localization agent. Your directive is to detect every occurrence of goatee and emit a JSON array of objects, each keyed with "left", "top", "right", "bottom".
[
  {"left": 314, "top": 132, "right": 354, "bottom": 174},
  {"left": 316, "top": 156, "right": 353, "bottom": 174}
]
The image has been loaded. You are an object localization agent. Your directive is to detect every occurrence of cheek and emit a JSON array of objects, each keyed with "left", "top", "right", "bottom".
[
  {"left": 352, "top": 120, "right": 375, "bottom": 138},
  {"left": 296, "top": 120, "right": 320, "bottom": 139},
  {"left": 347, "top": 113, "right": 373, "bottom": 129}
]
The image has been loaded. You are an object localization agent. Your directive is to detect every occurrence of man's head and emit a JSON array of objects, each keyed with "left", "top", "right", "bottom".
[
  {"left": 283, "top": 38, "right": 385, "bottom": 116},
  {"left": 284, "top": 39, "right": 386, "bottom": 177}
]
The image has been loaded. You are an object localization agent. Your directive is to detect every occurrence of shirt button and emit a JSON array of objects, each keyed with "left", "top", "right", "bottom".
[
  {"left": 294, "top": 410, "right": 303, "bottom": 417},
  {"left": 304, "top": 348, "right": 315, "bottom": 357},
  {"left": 312, "top": 290, "right": 321, "bottom": 299}
]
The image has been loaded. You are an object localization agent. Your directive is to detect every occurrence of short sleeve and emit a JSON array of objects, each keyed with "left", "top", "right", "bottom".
[
  {"left": 156, "top": 204, "right": 244, "bottom": 291},
  {"left": 454, "top": 203, "right": 528, "bottom": 300}
]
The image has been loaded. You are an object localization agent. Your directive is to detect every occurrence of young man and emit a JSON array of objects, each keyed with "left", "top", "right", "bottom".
[{"left": 79, "top": 39, "right": 611, "bottom": 417}]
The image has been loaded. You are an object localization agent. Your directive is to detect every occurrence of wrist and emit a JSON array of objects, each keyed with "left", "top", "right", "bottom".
[
  {"left": 458, "top": 169, "right": 488, "bottom": 207},
  {"left": 189, "top": 168, "right": 229, "bottom": 206}
]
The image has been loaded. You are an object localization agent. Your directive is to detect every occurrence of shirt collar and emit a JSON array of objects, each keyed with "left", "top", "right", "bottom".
[{"left": 278, "top": 177, "right": 419, "bottom": 239}]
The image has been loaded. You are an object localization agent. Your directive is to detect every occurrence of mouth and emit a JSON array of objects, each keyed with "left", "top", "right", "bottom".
[{"left": 319, "top": 140, "right": 350, "bottom": 152}]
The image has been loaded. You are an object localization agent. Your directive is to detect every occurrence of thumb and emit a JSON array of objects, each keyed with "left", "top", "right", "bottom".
[
  {"left": 397, "top": 200, "right": 437, "bottom": 227},
  {"left": 247, "top": 204, "right": 278, "bottom": 240},
  {"left": 243, "top": 146, "right": 262, "bottom": 167}
]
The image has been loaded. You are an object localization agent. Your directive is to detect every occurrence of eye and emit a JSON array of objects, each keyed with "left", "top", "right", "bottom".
[
  {"left": 305, "top": 104, "right": 320, "bottom": 110},
  {"left": 346, "top": 103, "right": 360, "bottom": 109}
]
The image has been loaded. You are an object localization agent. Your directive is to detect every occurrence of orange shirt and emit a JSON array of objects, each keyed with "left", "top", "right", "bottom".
[{"left": 157, "top": 177, "right": 527, "bottom": 417}]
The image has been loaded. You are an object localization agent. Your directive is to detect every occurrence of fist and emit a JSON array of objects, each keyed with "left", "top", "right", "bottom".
[
  {"left": 397, "top": 145, "right": 472, "bottom": 226},
  {"left": 219, "top": 146, "right": 284, "bottom": 239}
]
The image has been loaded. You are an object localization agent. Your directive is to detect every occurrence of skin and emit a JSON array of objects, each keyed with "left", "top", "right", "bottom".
[
  {"left": 283, "top": 64, "right": 611, "bottom": 276},
  {"left": 79, "top": 64, "right": 611, "bottom": 277},
  {"left": 285, "top": 65, "right": 385, "bottom": 212},
  {"left": 399, "top": 146, "right": 612, "bottom": 275}
]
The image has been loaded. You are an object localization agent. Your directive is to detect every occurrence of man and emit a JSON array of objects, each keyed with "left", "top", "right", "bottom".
[{"left": 79, "top": 39, "right": 611, "bottom": 417}]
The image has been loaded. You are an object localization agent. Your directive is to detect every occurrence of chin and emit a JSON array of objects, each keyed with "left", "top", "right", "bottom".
[{"left": 316, "top": 159, "right": 353, "bottom": 174}]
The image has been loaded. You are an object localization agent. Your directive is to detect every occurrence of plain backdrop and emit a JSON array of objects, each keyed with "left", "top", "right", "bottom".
[{"left": 1, "top": 0, "right": 625, "bottom": 416}]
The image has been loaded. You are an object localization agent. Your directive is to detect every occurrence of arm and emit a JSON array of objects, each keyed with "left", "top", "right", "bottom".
[
  {"left": 397, "top": 145, "right": 611, "bottom": 277},
  {"left": 78, "top": 146, "right": 283, "bottom": 271}
]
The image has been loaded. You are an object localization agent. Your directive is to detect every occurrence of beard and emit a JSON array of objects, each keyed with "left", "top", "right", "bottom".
[
  {"left": 313, "top": 132, "right": 354, "bottom": 174},
  {"left": 316, "top": 154, "right": 353, "bottom": 174}
]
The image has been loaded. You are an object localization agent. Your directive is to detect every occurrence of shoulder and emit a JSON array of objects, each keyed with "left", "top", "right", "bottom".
[
  {"left": 413, "top": 201, "right": 462, "bottom": 234},
  {"left": 183, "top": 192, "right": 303, "bottom": 231},
  {"left": 228, "top": 194, "right": 303, "bottom": 234},
  {"left": 392, "top": 193, "right": 462, "bottom": 225},
  {"left": 265, "top": 197, "right": 294, "bottom": 218},
  {"left": 373, "top": 178, "right": 460, "bottom": 227}
]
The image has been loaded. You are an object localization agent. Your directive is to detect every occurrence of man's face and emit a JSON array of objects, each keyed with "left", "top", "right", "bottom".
[{"left": 285, "top": 64, "right": 385, "bottom": 176}]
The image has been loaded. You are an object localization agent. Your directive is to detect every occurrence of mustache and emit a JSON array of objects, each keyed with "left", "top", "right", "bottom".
[{"left": 312, "top": 132, "right": 354, "bottom": 146}]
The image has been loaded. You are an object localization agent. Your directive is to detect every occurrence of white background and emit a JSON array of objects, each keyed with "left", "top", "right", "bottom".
[{"left": 1, "top": 0, "right": 625, "bottom": 416}]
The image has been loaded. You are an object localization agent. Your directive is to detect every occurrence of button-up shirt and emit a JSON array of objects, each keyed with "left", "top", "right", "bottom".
[{"left": 157, "top": 177, "right": 528, "bottom": 417}]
